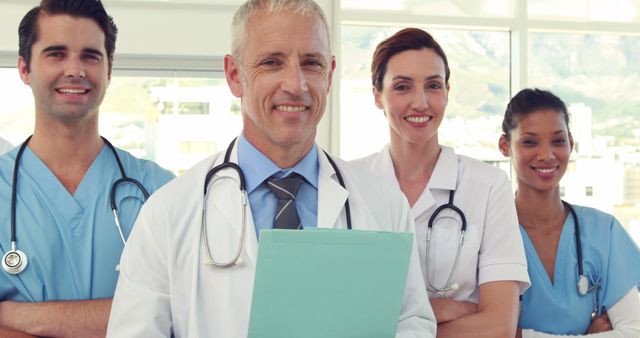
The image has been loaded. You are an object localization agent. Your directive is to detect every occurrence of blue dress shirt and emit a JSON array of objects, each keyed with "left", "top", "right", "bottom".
[{"left": 237, "top": 135, "right": 319, "bottom": 238}]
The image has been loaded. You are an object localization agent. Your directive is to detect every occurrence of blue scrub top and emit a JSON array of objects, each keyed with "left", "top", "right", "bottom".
[
  {"left": 0, "top": 145, "right": 174, "bottom": 302},
  {"left": 519, "top": 204, "right": 640, "bottom": 335}
]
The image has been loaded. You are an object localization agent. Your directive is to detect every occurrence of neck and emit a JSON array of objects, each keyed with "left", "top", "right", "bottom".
[
  {"left": 515, "top": 184, "right": 565, "bottom": 230},
  {"left": 388, "top": 133, "right": 440, "bottom": 182},
  {"left": 29, "top": 119, "right": 103, "bottom": 194},
  {"left": 243, "top": 133, "right": 314, "bottom": 169}
]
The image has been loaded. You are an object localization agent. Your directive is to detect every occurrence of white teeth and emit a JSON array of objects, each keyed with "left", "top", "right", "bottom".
[
  {"left": 58, "top": 88, "right": 87, "bottom": 94},
  {"left": 536, "top": 168, "right": 555, "bottom": 173},
  {"left": 274, "top": 105, "right": 306, "bottom": 112},
  {"left": 405, "top": 116, "right": 431, "bottom": 123}
]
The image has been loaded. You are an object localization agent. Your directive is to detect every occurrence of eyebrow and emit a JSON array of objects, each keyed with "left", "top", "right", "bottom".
[
  {"left": 522, "top": 130, "right": 567, "bottom": 136},
  {"left": 257, "top": 51, "right": 328, "bottom": 60},
  {"left": 41, "top": 45, "right": 104, "bottom": 57},
  {"left": 391, "top": 74, "right": 444, "bottom": 81}
]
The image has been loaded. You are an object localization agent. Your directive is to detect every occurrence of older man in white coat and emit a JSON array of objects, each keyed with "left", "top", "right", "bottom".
[{"left": 106, "top": 0, "right": 436, "bottom": 337}]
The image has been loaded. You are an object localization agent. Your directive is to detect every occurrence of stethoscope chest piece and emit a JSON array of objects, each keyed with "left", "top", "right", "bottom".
[
  {"left": 2, "top": 248, "right": 27, "bottom": 275},
  {"left": 577, "top": 274, "right": 590, "bottom": 296}
]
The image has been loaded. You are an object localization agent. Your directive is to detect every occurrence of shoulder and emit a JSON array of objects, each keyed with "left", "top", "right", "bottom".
[
  {"left": 143, "top": 153, "right": 221, "bottom": 208},
  {"left": 571, "top": 204, "right": 622, "bottom": 234},
  {"left": 331, "top": 155, "right": 406, "bottom": 208},
  {"left": 455, "top": 151, "right": 507, "bottom": 183},
  {"left": 114, "top": 148, "right": 175, "bottom": 190},
  {"left": 439, "top": 148, "right": 510, "bottom": 197},
  {"left": 0, "top": 149, "right": 18, "bottom": 184},
  {"left": 349, "top": 149, "right": 384, "bottom": 171}
]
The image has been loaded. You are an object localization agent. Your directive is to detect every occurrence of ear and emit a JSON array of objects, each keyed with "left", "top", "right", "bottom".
[
  {"left": 498, "top": 134, "right": 511, "bottom": 157},
  {"left": 568, "top": 132, "right": 575, "bottom": 153},
  {"left": 326, "top": 55, "right": 336, "bottom": 94},
  {"left": 17, "top": 56, "right": 30, "bottom": 85},
  {"left": 373, "top": 86, "right": 384, "bottom": 110},
  {"left": 224, "top": 54, "right": 243, "bottom": 98}
]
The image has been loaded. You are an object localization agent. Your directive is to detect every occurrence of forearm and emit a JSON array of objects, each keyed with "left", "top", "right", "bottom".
[
  {"left": 430, "top": 298, "right": 477, "bottom": 324},
  {"left": 436, "top": 281, "right": 520, "bottom": 338},
  {"left": 0, "top": 298, "right": 112, "bottom": 338},
  {"left": 522, "top": 288, "right": 640, "bottom": 338},
  {"left": 437, "top": 307, "right": 518, "bottom": 338},
  {"left": 0, "top": 326, "right": 37, "bottom": 338}
]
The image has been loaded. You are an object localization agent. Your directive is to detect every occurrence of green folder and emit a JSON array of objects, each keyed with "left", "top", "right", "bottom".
[{"left": 248, "top": 228, "right": 413, "bottom": 338}]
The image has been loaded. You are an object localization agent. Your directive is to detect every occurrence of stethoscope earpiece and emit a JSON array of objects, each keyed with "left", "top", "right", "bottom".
[{"left": 2, "top": 249, "right": 28, "bottom": 275}]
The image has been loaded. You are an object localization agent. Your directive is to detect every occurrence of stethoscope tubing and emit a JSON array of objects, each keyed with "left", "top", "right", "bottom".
[
  {"left": 201, "top": 138, "right": 352, "bottom": 268},
  {"left": 425, "top": 189, "right": 466, "bottom": 293},
  {"left": 6, "top": 136, "right": 149, "bottom": 275}
]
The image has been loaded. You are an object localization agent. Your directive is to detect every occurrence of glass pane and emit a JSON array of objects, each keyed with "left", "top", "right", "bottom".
[
  {"left": 340, "top": 25, "right": 510, "bottom": 162},
  {"left": 528, "top": 0, "right": 640, "bottom": 22},
  {"left": 0, "top": 70, "right": 242, "bottom": 175},
  {"left": 529, "top": 32, "right": 640, "bottom": 242},
  {"left": 0, "top": 68, "right": 33, "bottom": 148},
  {"left": 342, "top": 0, "right": 515, "bottom": 18}
]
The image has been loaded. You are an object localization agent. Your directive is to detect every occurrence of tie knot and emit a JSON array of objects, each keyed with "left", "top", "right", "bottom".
[{"left": 266, "top": 173, "right": 303, "bottom": 200}]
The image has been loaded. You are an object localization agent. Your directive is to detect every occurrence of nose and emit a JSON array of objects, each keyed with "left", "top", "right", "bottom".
[
  {"left": 281, "top": 64, "right": 308, "bottom": 96},
  {"left": 411, "top": 89, "right": 429, "bottom": 111},
  {"left": 64, "top": 56, "right": 86, "bottom": 78},
  {"left": 536, "top": 143, "right": 555, "bottom": 161}
]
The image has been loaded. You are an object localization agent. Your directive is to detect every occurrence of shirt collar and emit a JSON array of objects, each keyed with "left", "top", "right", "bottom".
[
  {"left": 428, "top": 145, "right": 458, "bottom": 191},
  {"left": 237, "top": 134, "right": 319, "bottom": 193}
]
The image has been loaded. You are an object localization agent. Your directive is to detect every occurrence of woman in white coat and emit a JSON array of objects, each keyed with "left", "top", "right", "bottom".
[{"left": 351, "top": 28, "right": 530, "bottom": 338}]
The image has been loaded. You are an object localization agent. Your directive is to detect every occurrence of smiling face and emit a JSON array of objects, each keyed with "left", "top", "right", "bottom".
[
  {"left": 224, "top": 9, "right": 335, "bottom": 158},
  {"left": 18, "top": 13, "right": 110, "bottom": 126},
  {"left": 374, "top": 48, "right": 449, "bottom": 148},
  {"left": 499, "top": 109, "right": 574, "bottom": 194}
]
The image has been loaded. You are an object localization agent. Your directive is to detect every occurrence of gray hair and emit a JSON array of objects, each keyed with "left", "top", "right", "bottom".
[{"left": 231, "top": 0, "right": 331, "bottom": 62}]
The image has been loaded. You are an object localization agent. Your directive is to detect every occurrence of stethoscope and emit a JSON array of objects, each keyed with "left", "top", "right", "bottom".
[
  {"left": 3, "top": 135, "right": 149, "bottom": 275},
  {"left": 564, "top": 200, "right": 602, "bottom": 319},
  {"left": 425, "top": 189, "right": 466, "bottom": 293},
  {"left": 201, "top": 138, "right": 352, "bottom": 268}
]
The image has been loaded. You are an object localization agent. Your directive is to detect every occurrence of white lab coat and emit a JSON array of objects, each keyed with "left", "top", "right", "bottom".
[
  {"left": 352, "top": 145, "right": 530, "bottom": 303},
  {"left": 107, "top": 143, "right": 436, "bottom": 338}
]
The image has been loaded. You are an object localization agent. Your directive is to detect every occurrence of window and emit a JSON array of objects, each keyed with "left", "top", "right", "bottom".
[
  {"left": 0, "top": 70, "right": 242, "bottom": 175},
  {"left": 586, "top": 186, "right": 594, "bottom": 197},
  {"left": 340, "top": 1, "right": 640, "bottom": 245},
  {"left": 340, "top": 25, "right": 510, "bottom": 161}
]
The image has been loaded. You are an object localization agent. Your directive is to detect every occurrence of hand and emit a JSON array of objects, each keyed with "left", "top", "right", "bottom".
[
  {"left": 429, "top": 298, "right": 478, "bottom": 324},
  {"left": 587, "top": 312, "right": 612, "bottom": 334}
]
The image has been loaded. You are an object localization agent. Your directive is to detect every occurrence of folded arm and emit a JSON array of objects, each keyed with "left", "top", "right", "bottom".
[
  {"left": 521, "top": 287, "right": 640, "bottom": 338},
  {"left": 0, "top": 298, "right": 111, "bottom": 338},
  {"left": 0, "top": 326, "right": 37, "bottom": 338},
  {"left": 430, "top": 298, "right": 478, "bottom": 324},
  {"left": 436, "top": 280, "right": 520, "bottom": 338}
]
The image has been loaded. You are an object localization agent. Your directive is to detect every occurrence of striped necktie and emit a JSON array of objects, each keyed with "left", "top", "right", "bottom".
[{"left": 266, "top": 173, "right": 303, "bottom": 230}]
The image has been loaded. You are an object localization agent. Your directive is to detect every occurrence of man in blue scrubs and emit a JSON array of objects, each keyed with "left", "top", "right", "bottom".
[{"left": 0, "top": 1, "right": 174, "bottom": 337}]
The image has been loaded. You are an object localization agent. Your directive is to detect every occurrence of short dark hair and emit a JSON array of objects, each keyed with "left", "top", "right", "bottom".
[
  {"left": 18, "top": 0, "right": 118, "bottom": 73},
  {"left": 502, "top": 88, "right": 570, "bottom": 140},
  {"left": 371, "top": 28, "right": 450, "bottom": 91}
]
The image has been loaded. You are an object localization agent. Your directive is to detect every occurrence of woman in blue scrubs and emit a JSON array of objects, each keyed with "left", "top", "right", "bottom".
[{"left": 498, "top": 88, "right": 640, "bottom": 337}]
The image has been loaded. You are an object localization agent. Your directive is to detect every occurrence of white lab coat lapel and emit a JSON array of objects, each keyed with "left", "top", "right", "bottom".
[
  {"left": 409, "top": 146, "right": 458, "bottom": 220},
  {"left": 317, "top": 151, "right": 349, "bottom": 229}
]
